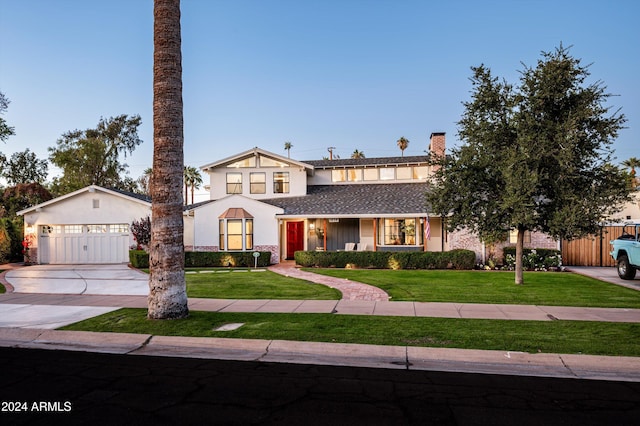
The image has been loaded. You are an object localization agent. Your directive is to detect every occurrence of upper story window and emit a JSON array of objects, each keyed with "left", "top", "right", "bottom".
[
  {"left": 332, "top": 170, "right": 346, "bottom": 182},
  {"left": 250, "top": 172, "right": 266, "bottom": 194},
  {"left": 260, "top": 155, "right": 288, "bottom": 168},
  {"left": 363, "top": 169, "right": 378, "bottom": 181},
  {"left": 226, "top": 172, "right": 243, "bottom": 194},
  {"left": 347, "top": 169, "right": 362, "bottom": 182},
  {"left": 379, "top": 168, "right": 395, "bottom": 180},
  {"left": 227, "top": 157, "right": 256, "bottom": 168},
  {"left": 396, "top": 167, "right": 412, "bottom": 180},
  {"left": 274, "top": 172, "right": 290, "bottom": 193},
  {"left": 413, "top": 166, "right": 428, "bottom": 180}
]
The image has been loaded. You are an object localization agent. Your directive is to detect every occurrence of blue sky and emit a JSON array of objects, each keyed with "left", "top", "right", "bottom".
[{"left": 1, "top": 0, "right": 638, "bottom": 194}]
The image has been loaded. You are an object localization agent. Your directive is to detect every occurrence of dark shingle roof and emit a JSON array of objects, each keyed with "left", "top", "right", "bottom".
[
  {"left": 106, "top": 187, "right": 151, "bottom": 203},
  {"left": 262, "top": 183, "right": 430, "bottom": 216},
  {"left": 303, "top": 155, "right": 429, "bottom": 168}
]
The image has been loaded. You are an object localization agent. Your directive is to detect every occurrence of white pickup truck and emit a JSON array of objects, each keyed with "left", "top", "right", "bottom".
[{"left": 610, "top": 224, "right": 640, "bottom": 280}]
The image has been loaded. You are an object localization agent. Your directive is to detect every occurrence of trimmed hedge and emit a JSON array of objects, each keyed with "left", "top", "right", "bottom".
[
  {"left": 294, "top": 249, "right": 476, "bottom": 270},
  {"left": 129, "top": 250, "right": 149, "bottom": 269},
  {"left": 129, "top": 250, "right": 271, "bottom": 269},
  {"left": 185, "top": 251, "right": 271, "bottom": 268}
]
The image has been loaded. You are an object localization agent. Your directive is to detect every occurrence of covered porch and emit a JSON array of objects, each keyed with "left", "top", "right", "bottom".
[{"left": 279, "top": 215, "right": 445, "bottom": 260}]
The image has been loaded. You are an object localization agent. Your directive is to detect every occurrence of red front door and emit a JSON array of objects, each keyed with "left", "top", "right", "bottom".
[{"left": 286, "top": 221, "right": 305, "bottom": 259}]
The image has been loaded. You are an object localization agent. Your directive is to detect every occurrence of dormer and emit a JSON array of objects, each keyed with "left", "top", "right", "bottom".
[{"left": 201, "top": 147, "right": 314, "bottom": 200}]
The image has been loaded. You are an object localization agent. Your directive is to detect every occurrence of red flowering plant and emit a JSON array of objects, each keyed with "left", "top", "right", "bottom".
[{"left": 22, "top": 234, "right": 35, "bottom": 264}]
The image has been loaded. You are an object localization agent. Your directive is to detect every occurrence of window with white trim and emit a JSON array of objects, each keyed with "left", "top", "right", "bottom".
[
  {"left": 250, "top": 172, "right": 266, "bottom": 194},
  {"left": 219, "top": 218, "right": 254, "bottom": 251},
  {"left": 226, "top": 172, "right": 243, "bottom": 194},
  {"left": 273, "top": 172, "right": 290, "bottom": 193}
]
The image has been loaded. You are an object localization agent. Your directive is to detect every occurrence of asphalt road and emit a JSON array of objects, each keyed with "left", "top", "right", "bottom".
[{"left": 1, "top": 347, "right": 638, "bottom": 425}]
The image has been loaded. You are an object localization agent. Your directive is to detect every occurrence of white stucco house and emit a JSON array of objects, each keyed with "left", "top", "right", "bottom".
[{"left": 18, "top": 132, "right": 558, "bottom": 265}]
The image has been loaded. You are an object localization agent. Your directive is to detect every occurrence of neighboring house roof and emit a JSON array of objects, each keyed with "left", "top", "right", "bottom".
[
  {"left": 184, "top": 199, "right": 215, "bottom": 211},
  {"left": 17, "top": 185, "right": 151, "bottom": 216},
  {"left": 304, "top": 155, "right": 429, "bottom": 168},
  {"left": 262, "top": 183, "right": 431, "bottom": 218},
  {"left": 200, "top": 147, "right": 314, "bottom": 172}
]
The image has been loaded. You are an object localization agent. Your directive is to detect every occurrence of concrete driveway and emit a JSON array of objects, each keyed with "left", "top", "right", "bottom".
[
  {"left": 0, "top": 264, "right": 148, "bottom": 329},
  {"left": 4, "top": 264, "right": 149, "bottom": 296}
]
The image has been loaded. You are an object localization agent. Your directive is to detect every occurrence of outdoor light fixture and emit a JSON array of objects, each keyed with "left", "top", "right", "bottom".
[{"left": 309, "top": 223, "right": 315, "bottom": 230}]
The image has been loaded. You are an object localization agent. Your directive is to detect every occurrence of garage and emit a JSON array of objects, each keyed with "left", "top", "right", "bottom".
[
  {"left": 38, "top": 224, "right": 131, "bottom": 264},
  {"left": 18, "top": 185, "right": 152, "bottom": 265}
]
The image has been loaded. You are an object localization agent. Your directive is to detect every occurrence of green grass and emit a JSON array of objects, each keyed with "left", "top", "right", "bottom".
[
  {"left": 183, "top": 269, "right": 340, "bottom": 300},
  {"left": 303, "top": 269, "right": 640, "bottom": 308},
  {"left": 0, "top": 270, "right": 4, "bottom": 293},
  {"left": 61, "top": 308, "right": 640, "bottom": 357}
]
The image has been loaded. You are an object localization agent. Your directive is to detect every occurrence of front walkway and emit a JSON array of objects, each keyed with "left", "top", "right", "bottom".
[{"left": 268, "top": 261, "right": 390, "bottom": 301}]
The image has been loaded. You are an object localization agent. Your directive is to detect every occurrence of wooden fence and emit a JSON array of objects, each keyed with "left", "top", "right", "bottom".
[{"left": 561, "top": 226, "right": 627, "bottom": 267}]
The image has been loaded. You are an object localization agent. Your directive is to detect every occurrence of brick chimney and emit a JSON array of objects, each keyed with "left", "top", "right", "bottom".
[{"left": 429, "top": 132, "right": 445, "bottom": 172}]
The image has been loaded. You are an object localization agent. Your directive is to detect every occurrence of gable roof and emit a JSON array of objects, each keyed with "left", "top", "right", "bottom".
[
  {"left": 262, "top": 183, "right": 431, "bottom": 218},
  {"left": 200, "top": 147, "right": 314, "bottom": 172},
  {"left": 17, "top": 185, "right": 151, "bottom": 216}
]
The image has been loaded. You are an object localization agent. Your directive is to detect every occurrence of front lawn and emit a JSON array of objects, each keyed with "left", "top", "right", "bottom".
[
  {"left": 303, "top": 269, "right": 640, "bottom": 308},
  {"left": 61, "top": 308, "right": 640, "bottom": 357},
  {"left": 184, "top": 269, "right": 340, "bottom": 300}
]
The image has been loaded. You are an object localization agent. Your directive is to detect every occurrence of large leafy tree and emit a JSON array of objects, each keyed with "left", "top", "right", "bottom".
[
  {"left": 0, "top": 91, "right": 14, "bottom": 144},
  {"left": 1, "top": 183, "right": 53, "bottom": 218},
  {"left": 148, "top": 0, "right": 189, "bottom": 319},
  {"left": 2, "top": 149, "right": 48, "bottom": 185},
  {"left": 427, "top": 46, "right": 630, "bottom": 284},
  {"left": 48, "top": 114, "right": 142, "bottom": 194},
  {"left": 0, "top": 91, "right": 16, "bottom": 169}
]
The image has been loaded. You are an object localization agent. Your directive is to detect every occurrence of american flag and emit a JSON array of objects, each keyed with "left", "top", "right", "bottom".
[{"left": 424, "top": 217, "right": 431, "bottom": 241}]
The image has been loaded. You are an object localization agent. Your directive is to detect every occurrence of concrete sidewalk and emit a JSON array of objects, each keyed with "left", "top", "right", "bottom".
[{"left": 1, "top": 292, "right": 639, "bottom": 325}]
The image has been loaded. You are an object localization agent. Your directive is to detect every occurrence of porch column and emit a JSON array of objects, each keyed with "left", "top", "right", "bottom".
[
  {"left": 323, "top": 219, "right": 327, "bottom": 250},
  {"left": 373, "top": 218, "right": 377, "bottom": 251}
]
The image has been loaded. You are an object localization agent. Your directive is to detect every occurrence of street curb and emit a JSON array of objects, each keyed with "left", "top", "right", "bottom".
[{"left": 1, "top": 327, "right": 639, "bottom": 382}]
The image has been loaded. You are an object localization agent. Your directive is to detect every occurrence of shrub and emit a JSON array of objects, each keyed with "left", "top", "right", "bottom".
[
  {"left": 131, "top": 216, "right": 151, "bottom": 249},
  {"left": 0, "top": 218, "right": 23, "bottom": 263},
  {"left": 185, "top": 251, "right": 271, "bottom": 267},
  {"left": 0, "top": 222, "right": 10, "bottom": 263},
  {"left": 128, "top": 250, "right": 272, "bottom": 269},
  {"left": 129, "top": 250, "right": 149, "bottom": 269},
  {"left": 503, "top": 247, "right": 562, "bottom": 271},
  {"left": 294, "top": 249, "right": 476, "bottom": 270}
]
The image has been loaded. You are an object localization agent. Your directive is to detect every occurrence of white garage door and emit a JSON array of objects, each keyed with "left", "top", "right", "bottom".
[{"left": 38, "top": 224, "right": 130, "bottom": 264}]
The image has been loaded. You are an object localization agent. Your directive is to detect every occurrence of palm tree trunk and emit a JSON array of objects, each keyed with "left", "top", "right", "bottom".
[{"left": 148, "top": 0, "right": 188, "bottom": 319}]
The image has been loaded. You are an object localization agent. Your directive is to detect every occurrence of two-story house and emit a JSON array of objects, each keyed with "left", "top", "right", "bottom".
[{"left": 184, "top": 133, "right": 447, "bottom": 263}]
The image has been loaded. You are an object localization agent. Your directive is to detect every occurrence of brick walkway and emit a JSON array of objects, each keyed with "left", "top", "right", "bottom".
[{"left": 268, "top": 261, "right": 390, "bottom": 302}]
